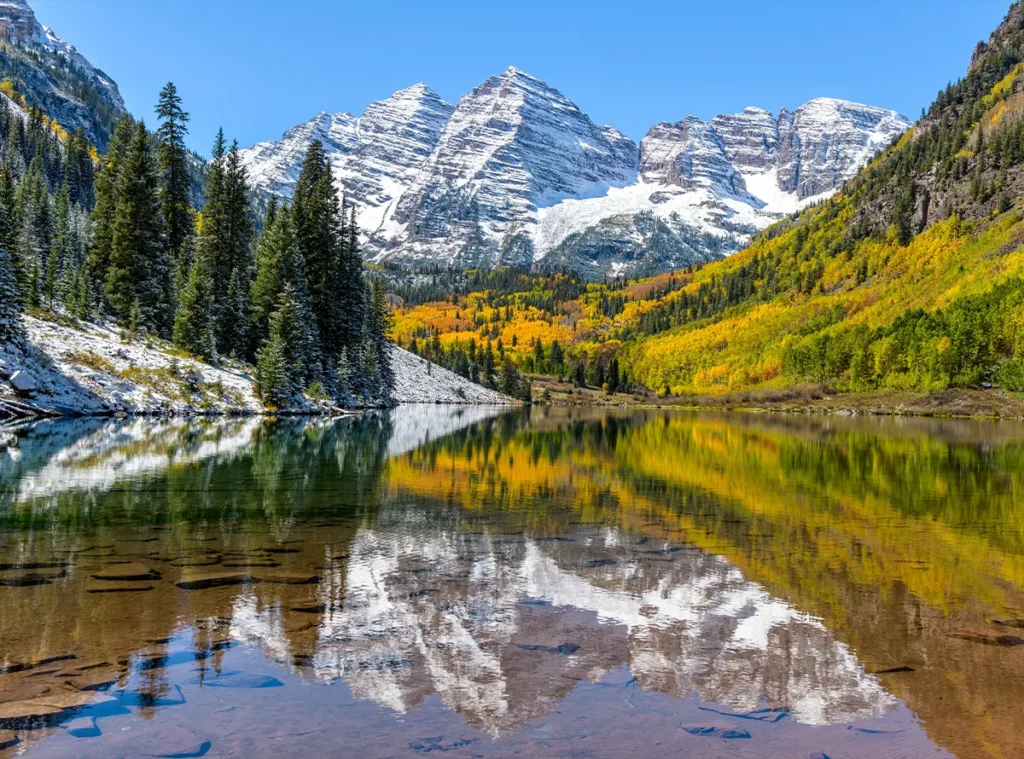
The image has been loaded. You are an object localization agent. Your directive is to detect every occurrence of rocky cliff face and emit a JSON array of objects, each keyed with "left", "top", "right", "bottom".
[
  {"left": 240, "top": 69, "right": 910, "bottom": 279},
  {"left": 377, "top": 67, "right": 640, "bottom": 269},
  {"left": 0, "top": 0, "right": 125, "bottom": 148}
]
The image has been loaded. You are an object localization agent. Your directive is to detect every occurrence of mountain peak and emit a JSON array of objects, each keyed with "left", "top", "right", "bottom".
[
  {"left": 0, "top": 0, "right": 124, "bottom": 147},
  {"left": 240, "top": 70, "right": 909, "bottom": 279},
  {"left": 391, "top": 82, "right": 441, "bottom": 100}
]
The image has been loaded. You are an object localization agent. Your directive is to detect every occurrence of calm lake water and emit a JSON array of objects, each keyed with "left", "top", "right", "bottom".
[{"left": 1, "top": 406, "right": 1023, "bottom": 758}]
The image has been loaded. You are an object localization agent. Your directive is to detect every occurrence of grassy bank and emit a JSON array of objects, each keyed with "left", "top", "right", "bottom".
[{"left": 528, "top": 373, "right": 1024, "bottom": 419}]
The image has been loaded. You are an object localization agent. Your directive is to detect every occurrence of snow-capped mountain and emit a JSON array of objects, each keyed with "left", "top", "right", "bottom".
[
  {"left": 0, "top": 0, "right": 125, "bottom": 147},
  {"left": 240, "top": 68, "right": 910, "bottom": 279},
  {"left": 242, "top": 84, "right": 454, "bottom": 233}
]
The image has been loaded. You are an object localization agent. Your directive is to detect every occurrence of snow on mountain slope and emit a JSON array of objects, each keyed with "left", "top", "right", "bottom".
[
  {"left": 238, "top": 85, "right": 453, "bottom": 233},
  {"left": 377, "top": 67, "right": 640, "bottom": 269},
  {"left": 535, "top": 98, "right": 909, "bottom": 277},
  {"left": 0, "top": 0, "right": 125, "bottom": 147},
  {"left": 240, "top": 69, "right": 910, "bottom": 279}
]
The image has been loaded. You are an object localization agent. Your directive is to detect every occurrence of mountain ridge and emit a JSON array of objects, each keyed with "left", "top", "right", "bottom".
[
  {"left": 239, "top": 70, "right": 909, "bottom": 279},
  {"left": 0, "top": 0, "right": 125, "bottom": 147}
]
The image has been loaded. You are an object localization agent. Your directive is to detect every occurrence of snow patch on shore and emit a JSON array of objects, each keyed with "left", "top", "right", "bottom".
[{"left": 0, "top": 315, "right": 511, "bottom": 417}]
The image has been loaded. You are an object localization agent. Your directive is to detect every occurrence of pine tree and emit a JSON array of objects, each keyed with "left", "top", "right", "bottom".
[
  {"left": 255, "top": 287, "right": 301, "bottom": 409},
  {"left": 89, "top": 115, "right": 134, "bottom": 309},
  {"left": 196, "top": 131, "right": 253, "bottom": 355},
  {"left": 292, "top": 140, "right": 355, "bottom": 383},
  {"left": 155, "top": 82, "right": 193, "bottom": 266},
  {"left": 105, "top": 121, "right": 170, "bottom": 332},
  {"left": 173, "top": 237, "right": 215, "bottom": 358},
  {"left": 0, "top": 239, "right": 22, "bottom": 343},
  {"left": 0, "top": 163, "right": 21, "bottom": 296},
  {"left": 216, "top": 142, "right": 254, "bottom": 355},
  {"left": 367, "top": 278, "right": 395, "bottom": 400}
]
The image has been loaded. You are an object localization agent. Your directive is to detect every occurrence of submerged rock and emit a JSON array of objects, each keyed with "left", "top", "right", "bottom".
[
  {"left": 133, "top": 725, "right": 212, "bottom": 758},
  {"left": 680, "top": 722, "right": 752, "bottom": 739},
  {"left": 190, "top": 671, "right": 283, "bottom": 689},
  {"left": 175, "top": 572, "right": 256, "bottom": 590},
  {"left": 86, "top": 583, "right": 155, "bottom": 594},
  {"left": 515, "top": 643, "right": 580, "bottom": 655},
  {"left": 258, "top": 572, "right": 320, "bottom": 585},
  {"left": 0, "top": 690, "right": 113, "bottom": 729},
  {"left": 90, "top": 562, "right": 161, "bottom": 582},
  {"left": 0, "top": 573, "right": 53, "bottom": 587},
  {"left": 0, "top": 730, "right": 19, "bottom": 750},
  {"left": 65, "top": 715, "right": 100, "bottom": 738}
]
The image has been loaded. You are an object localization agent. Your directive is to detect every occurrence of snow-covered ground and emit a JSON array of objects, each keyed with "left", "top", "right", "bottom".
[
  {"left": 389, "top": 345, "right": 510, "bottom": 405},
  {"left": 0, "top": 315, "right": 511, "bottom": 418}
]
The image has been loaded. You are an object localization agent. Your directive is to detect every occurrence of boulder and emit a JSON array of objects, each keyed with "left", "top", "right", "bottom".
[{"left": 9, "top": 370, "right": 37, "bottom": 395}]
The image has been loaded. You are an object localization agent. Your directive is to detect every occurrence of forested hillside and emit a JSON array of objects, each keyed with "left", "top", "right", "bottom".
[
  {"left": 394, "top": 2, "right": 1024, "bottom": 399},
  {"left": 0, "top": 77, "right": 395, "bottom": 409}
]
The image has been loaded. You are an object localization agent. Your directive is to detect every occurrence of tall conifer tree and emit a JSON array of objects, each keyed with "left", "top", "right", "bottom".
[
  {"left": 89, "top": 115, "right": 134, "bottom": 309},
  {"left": 105, "top": 121, "right": 170, "bottom": 333},
  {"left": 155, "top": 82, "right": 193, "bottom": 276}
]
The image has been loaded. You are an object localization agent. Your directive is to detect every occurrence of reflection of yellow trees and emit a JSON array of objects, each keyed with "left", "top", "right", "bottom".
[
  {"left": 384, "top": 411, "right": 1024, "bottom": 758},
  {"left": 610, "top": 417, "right": 1024, "bottom": 620},
  {"left": 386, "top": 412, "right": 1024, "bottom": 623}
]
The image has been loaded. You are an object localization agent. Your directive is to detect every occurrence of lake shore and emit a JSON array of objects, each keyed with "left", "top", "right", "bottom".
[
  {"left": 0, "top": 314, "right": 511, "bottom": 422},
  {"left": 529, "top": 374, "right": 1024, "bottom": 419}
]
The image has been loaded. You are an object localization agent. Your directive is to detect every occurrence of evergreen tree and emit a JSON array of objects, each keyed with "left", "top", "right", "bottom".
[
  {"left": 292, "top": 141, "right": 349, "bottom": 374},
  {"left": 0, "top": 164, "right": 21, "bottom": 295},
  {"left": 105, "top": 121, "right": 170, "bottom": 332},
  {"left": 155, "top": 82, "right": 193, "bottom": 266},
  {"left": 249, "top": 199, "right": 320, "bottom": 379},
  {"left": 255, "top": 287, "right": 301, "bottom": 408},
  {"left": 89, "top": 115, "right": 134, "bottom": 309},
  {"left": 0, "top": 239, "right": 22, "bottom": 342},
  {"left": 607, "top": 357, "right": 620, "bottom": 393},
  {"left": 195, "top": 131, "right": 253, "bottom": 355},
  {"left": 172, "top": 237, "right": 215, "bottom": 358},
  {"left": 216, "top": 142, "right": 254, "bottom": 355},
  {"left": 368, "top": 278, "right": 395, "bottom": 399}
]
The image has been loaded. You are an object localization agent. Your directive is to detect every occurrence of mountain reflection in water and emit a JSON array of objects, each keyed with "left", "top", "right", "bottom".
[{"left": 1, "top": 406, "right": 1022, "bottom": 758}]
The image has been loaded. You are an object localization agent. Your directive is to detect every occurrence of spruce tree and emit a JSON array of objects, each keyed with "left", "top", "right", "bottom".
[
  {"left": 292, "top": 140, "right": 351, "bottom": 382},
  {"left": 0, "top": 164, "right": 20, "bottom": 296},
  {"left": 105, "top": 121, "right": 170, "bottom": 333},
  {"left": 368, "top": 278, "right": 395, "bottom": 399},
  {"left": 196, "top": 131, "right": 253, "bottom": 356},
  {"left": 216, "top": 142, "right": 254, "bottom": 355},
  {"left": 249, "top": 200, "right": 320, "bottom": 385},
  {"left": 89, "top": 115, "right": 134, "bottom": 309},
  {"left": 0, "top": 240, "right": 22, "bottom": 343},
  {"left": 255, "top": 287, "right": 300, "bottom": 409},
  {"left": 173, "top": 237, "right": 215, "bottom": 358},
  {"left": 155, "top": 82, "right": 193, "bottom": 265}
]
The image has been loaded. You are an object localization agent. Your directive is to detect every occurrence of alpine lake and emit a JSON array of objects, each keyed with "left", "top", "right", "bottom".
[{"left": 1, "top": 405, "right": 1023, "bottom": 758}]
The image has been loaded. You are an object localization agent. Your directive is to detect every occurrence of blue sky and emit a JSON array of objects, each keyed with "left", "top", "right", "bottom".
[{"left": 33, "top": 0, "right": 1011, "bottom": 156}]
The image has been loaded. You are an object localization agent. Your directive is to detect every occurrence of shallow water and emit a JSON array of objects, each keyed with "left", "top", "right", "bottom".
[{"left": 1, "top": 406, "right": 1023, "bottom": 758}]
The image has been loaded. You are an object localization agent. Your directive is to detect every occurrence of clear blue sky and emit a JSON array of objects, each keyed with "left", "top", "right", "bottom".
[{"left": 32, "top": 0, "right": 1012, "bottom": 156}]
